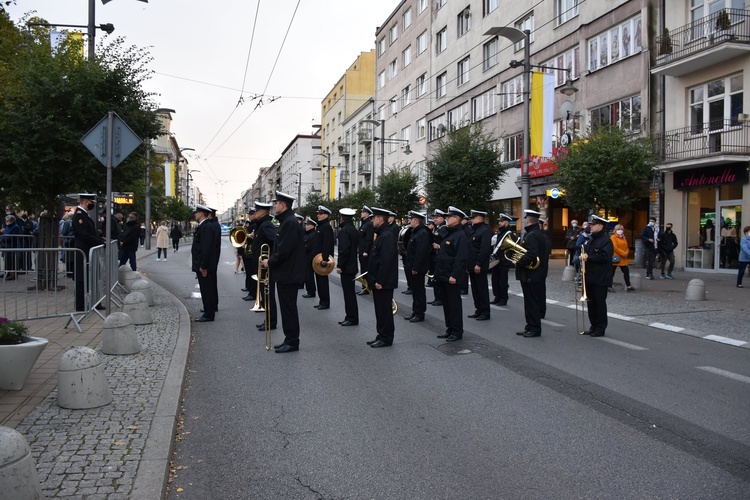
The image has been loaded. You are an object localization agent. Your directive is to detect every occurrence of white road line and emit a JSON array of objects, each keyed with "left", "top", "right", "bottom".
[
  {"left": 608, "top": 313, "right": 635, "bottom": 321},
  {"left": 540, "top": 319, "right": 565, "bottom": 327},
  {"left": 696, "top": 366, "right": 750, "bottom": 384},
  {"left": 648, "top": 322, "right": 685, "bottom": 332},
  {"left": 191, "top": 292, "right": 202, "bottom": 299},
  {"left": 566, "top": 304, "right": 578, "bottom": 310},
  {"left": 546, "top": 299, "right": 559, "bottom": 305},
  {"left": 702, "top": 335, "right": 748, "bottom": 347},
  {"left": 597, "top": 338, "right": 648, "bottom": 351}
]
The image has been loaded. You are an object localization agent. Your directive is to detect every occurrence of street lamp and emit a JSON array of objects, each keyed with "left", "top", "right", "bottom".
[
  {"left": 179, "top": 147, "right": 195, "bottom": 203},
  {"left": 89, "top": 0, "right": 148, "bottom": 61},
  {"left": 186, "top": 169, "right": 200, "bottom": 207},
  {"left": 145, "top": 107, "right": 175, "bottom": 250},
  {"left": 315, "top": 152, "right": 332, "bottom": 201}
]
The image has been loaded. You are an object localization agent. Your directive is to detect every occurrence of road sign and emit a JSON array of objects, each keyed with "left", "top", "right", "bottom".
[{"left": 81, "top": 111, "right": 142, "bottom": 167}]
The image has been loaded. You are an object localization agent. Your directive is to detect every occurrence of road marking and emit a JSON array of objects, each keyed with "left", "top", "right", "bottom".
[
  {"left": 597, "top": 338, "right": 648, "bottom": 351},
  {"left": 541, "top": 319, "right": 564, "bottom": 327},
  {"left": 191, "top": 292, "right": 202, "bottom": 299},
  {"left": 702, "top": 335, "right": 748, "bottom": 347},
  {"left": 696, "top": 366, "right": 750, "bottom": 384},
  {"left": 608, "top": 313, "right": 634, "bottom": 321},
  {"left": 648, "top": 322, "right": 685, "bottom": 332},
  {"left": 546, "top": 299, "right": 559, "bottom": 305}
]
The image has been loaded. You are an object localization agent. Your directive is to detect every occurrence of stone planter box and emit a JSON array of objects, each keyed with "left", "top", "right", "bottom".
[{"left": 0, "top": 336, "right": 49, "bottom": 391}]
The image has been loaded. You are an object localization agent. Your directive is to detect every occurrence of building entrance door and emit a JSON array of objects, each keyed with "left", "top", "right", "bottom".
[{"left": 717, "top": 203, "right": 742, "bottom": 271}]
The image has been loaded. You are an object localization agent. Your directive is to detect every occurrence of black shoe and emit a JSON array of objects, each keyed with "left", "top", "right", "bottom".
[
  {"left": 437, "top": 333, "right": 451, "bottom": 339},
  {"left": 523, "top": 331, "right": 541, "bottom": 338},
  {"left": 257, "top": 323, "right": 277, "bottom": 331},
  {"left": 357, "top": 289, "right": 369, "bottom": 296},
  {"left": 516, "top": 330, "right": 529, "bottom": 336},
  {"left": 366, "top": 338, "right": 379, "bottom": 345},
  {"left": 583, "top": 330, "right": 593, "bottom": 335},
  {"left": 446, "top": 335, "right": 462, "bottom": 342},
  {"left": 275, "top": 344, "right": 299, "bottom": 353},
  {"left": 409, "top": 315, "right": 424, "bottom": 323},
  {"left": 403, "top": 313, "right": 414, "bottom": 320},
  {"left": 589, "top": 331, "right": 605, "bottom": 337},
  {"left": 492, "top": 301, "right": 507, "bottom": 306},
  {"left": 475, "top": 315, "right": 490, "bottom": 321},
  {"left": 195, "top": 316, "right": 214, "bottom": 322},
  {"left": 467, "top": 313, "right": 479, "bottom": 318},
  {"left": 402, "top": 289, "right": 413, "bottom": 295},
  {"left": 370, "top": 340, "right": 391, "bottom": 348},
  {"left": 302, "top": 293, "right": 315, "bottom": 298},
  {"left": 340, "top": 320, "right": 358, "bottom": 326},
  {"left": 242, "top": 294, "right": 255, "bottom": 301},
  {"left": 316, "top": 304, "right": 330, "bottom": 310},
  {"left": 273, "top": 342, "right": 286, "bottom": 349},
  {"left": 431, "top": 300, "right": 443, "bottom": 307},
  {"left": 241, "top": 287, "right": 249, "bottom": 292}
]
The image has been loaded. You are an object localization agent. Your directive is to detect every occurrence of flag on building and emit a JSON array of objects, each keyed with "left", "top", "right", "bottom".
[
  {"left": 165, "top": 161, "right": 175, "bottom": 197},
  {"left": 530, "top": 71, "right": 555, "bottom": 158}
]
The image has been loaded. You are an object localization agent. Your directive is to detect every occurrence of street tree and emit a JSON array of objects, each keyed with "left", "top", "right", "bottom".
[
  {"left": 553, "top": 126, "right": 657, "bottom": 217},
  {"left": 375, "top": 165, "right": 419, "bottom": 217},
  {"left": 425, "top": 123, "right": 507, "bottom": 213}
]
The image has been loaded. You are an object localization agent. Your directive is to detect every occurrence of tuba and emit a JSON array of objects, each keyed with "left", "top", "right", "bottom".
[
  {"left": 354, "top": 271, "right": 398, "bottom": 315},
  {"left": 498, "top": 231, "right": 540, "bottom": 270}
]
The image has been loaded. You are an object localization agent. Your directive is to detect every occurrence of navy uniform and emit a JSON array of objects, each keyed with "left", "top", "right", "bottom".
[
  {"left": 435, "top": 207, "right": 469, "bottom": 342},
  {"left": 241, "top": 209, "right": 257, "bottom": 301},
  {"left": 467, "top": 210, "right": 492, "bottom": 321},
  {"left": 404, "top": 211, "right": 432, "bottom": 322},
  {"left": 302, "top": 219, "right": 318, "bottom": 298},
  {"left": 429, "top": 209, "right": 447, "bottom": 306},
  {"left": 72, "top": 194, "right": 105, "bottom": 311},
  {"left": 491, "top": 214, "right": 516, "bottom": 306},
  {"left": 192, "top": 204, "right": 220, "bottom": 322},
  {"left": 313, "top": 205, "right": 335, "bottom": 309},
  {"left": 582, "top": 215, "right": 614, "bottom": 337},
  {"left": 336, "top": 208, "right": 360, "bottom": 326},
  {"left": 515, "top": 210, "right": 550, "bottom": 338},
  {"left": 460, "top": 216, "right": 472, "bottom": 295},
  {"left": 252, "top": 202, "right": 277, "bottom": 330},
  {"left": 366, "top": 207, "right": 399, "bottom": 348},
  {"left": 357, "top": 206, "right": 374, "bottom": 295}
]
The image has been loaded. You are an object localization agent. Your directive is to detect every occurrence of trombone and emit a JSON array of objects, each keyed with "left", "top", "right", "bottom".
[
  {"left": 354, "top": 271, "right": 398, "bottom": 315},
  {"left": 575, "top": 246, "right": 589, "bottom": 335},
  {"left": 250, "top": 243, "right": 272, "bottom": 350}
]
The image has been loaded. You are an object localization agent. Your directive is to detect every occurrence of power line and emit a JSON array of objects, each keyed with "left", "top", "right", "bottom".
[{"left": 238, "top": 0, "right": 262, "bottom": 106}]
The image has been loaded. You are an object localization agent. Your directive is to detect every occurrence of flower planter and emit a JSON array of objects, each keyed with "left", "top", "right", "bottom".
[{"left": 0, "top": 336, "right": 49, "bottom": 391}]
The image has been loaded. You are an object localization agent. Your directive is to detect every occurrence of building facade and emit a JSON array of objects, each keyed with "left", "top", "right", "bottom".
[{"left": 279, "top": 132, "right": 323, "bottom": 209}]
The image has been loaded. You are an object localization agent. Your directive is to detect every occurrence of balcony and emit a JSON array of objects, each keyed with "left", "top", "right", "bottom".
[
  {"left": 654, "top": 119, "right": 750, "bottom": 167},
  {"left": 338, "top": 143, "right": 350, "bottom": 156},
  {"left": 358, "top": 129, "right": 373, "bottom": 144},
  {"left": 652, "top": 9, "right": 750, "bottom": 77},
  {"left": 358, "top": 156, "right": 372, "bottom": 176}
]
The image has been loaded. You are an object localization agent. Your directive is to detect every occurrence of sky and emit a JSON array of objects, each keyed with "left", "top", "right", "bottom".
[{"left": 5, "top": 0, "right": 399, "bottom": 211}]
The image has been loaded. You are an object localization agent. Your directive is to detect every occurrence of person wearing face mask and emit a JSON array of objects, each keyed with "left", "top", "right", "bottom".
[
  {"left": 737, "top": 226, "right": 750, "bottom": 288},
  {"left": 565, "top": 220, "right": 581, "bottom": 266},
  {"left": 118, "top": 212, "right": 140, "bottom": 271},
  {"left": 610, "top": 224, "right": 634, "bottom": 292},
  {"left": 582, "top": 215, "right": 614, "bottom": 337},
  {"left": 658, "top": 223, "right": 678, "bottom": 279},
  {"left": 641, "top": 217, "right": 658, "bottom": 279},
  {"left": 72, "top": 194, "right": 105, "bottom": 311}
]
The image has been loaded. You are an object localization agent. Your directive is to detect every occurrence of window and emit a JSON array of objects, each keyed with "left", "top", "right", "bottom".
[
  {"left": 691, "top": 0, "right": 744, "bottom": 33},
  {"left": 557, "top": 0, "right": 579, "bottom": 26},
  {"left": 436, "top": 27, "right": 447, "bottom": 54},
  {"left": 403, "top": 46, "right": 412, "bottom": 68},
  {"left": 418, "top": 0, "right": 428, "bottom": 14},
  {"left": 690, "top": 74, "right": 743, "bottom": 133},
  {"left": 378, "top": 71, "right": 385, "bottom": 89},
  {"left": 436, "top": 72, "right": 447, "bottom": 98},
  {"left": 388, "top": 59, "right": 398, "bottom": 80},
  {"left": 416, "top": 160, "right": 426, "bottom": 184},
  {"left": 591, "top": 95, "right": 643, "bottom": 132},
  {"left": 389, "top": 133, "right": 398, "bottom": 153},
  {"left": 514, "top": 13, "right": 534, "bottom": 51},
  {"left": 417, "top": 31, "right": 427, "bottom": 54},
  {"left": 417, "top": 74, "right": 427, "bottom": 96},
  {"left": 500, "top": 75, "right": 524, "bottom": 110},
  {"left": 587, "top": 15, "right": 642, "bottom": 72},
  {"left": 390, "top": 97, "right": 398, "bottom": 117},
  {"left": 378, "top": 38, "right": 386, "bottom": 57},
  {"left": 448, "top": 102, "right": 470, "bottom": 130},
  {"left": 404, "top": 8, "right": 413, "bottom": 30},
  {"left": 484, "top": 0, "right": 499, "bottom": 16},
  {"left": 401, "top": 126, "right": 410, "bottom": 144},
  {"left": 457, "top": 7, "right": 471, "bottom": 38},
  {"left": 472, "top": 89, "right": 497, "bottom": 122},
  {"left": 503, "top": 133, "right": 524, "bottom": 163},
  {"left": 483, "top": 37, "right": 499, "bottom": 70},
  {"left": 457, "top": 57, "right": 470, "bottom": 86},
  {"left": 437, "top": 0, "right": 447, "bottom": 9},
  {"left": 390, "top": 24, "right": 398, "bottom": 44},
  {"left": 542, "top": 47, "right": 581, "bottom": 87},
  {"left": 378, "top": 105, "right": 386, "bottom": 121},
  {"left": 417, "top": 117, "right": 426, "bottom": 139},
  {"left": 428, "top": 115, "right": 447, "bottom": 141},
  {"left": 402, "top": 85, "right": 412, "bottom": 107}
]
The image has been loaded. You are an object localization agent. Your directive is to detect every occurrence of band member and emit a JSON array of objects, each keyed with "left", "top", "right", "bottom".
[
  {"left": 252, "top": 201, "right": 277, "bottom": 330},
  {"left": 295, "top": 213, "right": 304, "bottom": 224},
  {"left": 241, "top": 209, "right": 257, "bottom": 301},
  {"left": 582, "top": 215, "right": 613, "bottom": 337},
  {"left": 366, "top": 207, "right": 399, "bottom": 348},
  {"left": 72, "top": 194, "right": 105, "bottom": 312},
  {"left": 460, "top": 215, "right": 471, "bottom": 295},
  {"left": 515, "top": 209, "right": 550, "bottom": 338},
  {"left": 387, "top": 211, "right": 401, "bottom": 240},
  {"left": 264, "top": 191, "right": 306, "bottom": 353},
  {"left": 465, "top": 210, "right": 492, "bottom": 320},
  {"left": 357, "top": 206, "right": 374, "bottom": 295},
  {"left": 404, "top": 211, "right": 431, "bottom": 323},
  {"left": 192, "top": 204, "right": 220, "bottom": 322},
  {"left": 399, "top": 215, "right": 413, "bottom": 295},
  {"left": 302, "top": 218, "right": 317, "bottom": 298},
  {"left": 538, "top": 217, "right": 552, "bottom": 319},
  {"left": 435, "top": 206, "right": 469, "bottom": 341},
  {"left": 314, "top": 205, "right": 334, "bottom": 309},
  {"left": 207, "top": 206, "right": 221, "bottom": 313},
  {"left": 491, "top": 213, "right": 516, "bottom": 306},
  {"left": 336, "top": 208, "right": 360, "bottom": 326},
  {"left": 429, "top": 209, "right": 447, "bottom": 306}
]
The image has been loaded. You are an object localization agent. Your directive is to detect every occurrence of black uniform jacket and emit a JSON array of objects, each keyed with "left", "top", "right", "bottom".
[
  {"left": 314, "top": 218, "right": 335, "bottom": 261},
  {"left": 119, "top": 219, "right": 140, "bottom": 251},
  {"left": 337, "top": 221, "right": 360, "bottom": 274},
  {"left": 515, "top": 224, "right": 549, "bottom": 283},
  {"left": 435, "top": 224, "right": 468, "bottom": 285},
  {"left": 495, "top": 228, "right": 516, "bottom": 268},
  {"left": 192, "top": 219, "right": 219, "bottom": 272},
  {"left": 406, "top": 224, "right": 432, "bottom": 275},
  {"left": 583, "top": 229, "right": 614, "bottom": 286},
  {"left": 304, "top": 228, "right": 317, "bottom": 259},
  {"left": 468, "top": 222, "right": 492, "bottom": 271},
  {"left": 210, "top": 217, "right": 222, "bottom": 258},
  {"left": 358, "top": 217, "right": 374, "bottom": 256},
  {"left": 267, "top": 209, "right": 306, "bottom": 285},
  {"left": 369, "top": 224, "right": 399, "bottom": 289},
  {"left": 252, "top": 215, "right": 277, "bottom": 257},
  {"left": 72, "top": 207, "right": 105, "bottom": 256}
]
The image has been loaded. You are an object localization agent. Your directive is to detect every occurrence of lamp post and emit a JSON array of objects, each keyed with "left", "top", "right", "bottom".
[
  {"left": 145, "top": 107, "right": 175, "bottom": 250},
  {"left": 179, "top": 147, "right": 195, "bottom": 204},
  {"left": 186, "top": 169, "right": 200, "bottom": 207},
  {"left": 89, "top": 0, "right": 148, "bottom": 61},
  {"left": 315, "top": 153, "right": 332, "bottom": 200},
  {"left": 361, "top": 119, "right": 385, "bottom": 187}
]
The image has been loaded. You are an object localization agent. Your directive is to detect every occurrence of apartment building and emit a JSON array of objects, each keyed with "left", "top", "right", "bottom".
[
  {"left": 279, "top": 132, "right": 323, "bottom": 209},
  {"left": 340, "top": 98, "right": 378, "bottom": 193}
]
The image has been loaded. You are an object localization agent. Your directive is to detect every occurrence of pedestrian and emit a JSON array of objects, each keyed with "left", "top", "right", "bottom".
[
  {"left": 467, "top": 209, "right": 492, "bottom": 321},
  {"left": 491, "top": 213, "right": 516, "bottom": 306},
  {"left": 264, "top": 191, "right": 306, "bottom": 353},
  {"left": 1, "top": 214, "right": 22, "bottom": 280},
  {"left": 252, "top": 201, "right": 277, "bottom": 331},
  {"left": 336, "top": 208, "right": 360, "bottom": 327},
  {"left": 641, "top": 216, "right": 658, "bottom": 279},
  {"left": 139, "top": 223, "right": 146, "bottom": 247},
  {"left": 71, "top": 194, "right": 105, "bottom": 311},
  {"left": 302, "top": 218, "right": 317, "bottom": 299},
  {"left": 366, "top": 207, "right": 399, "bottom": 348},
  {"left": 737, "top": 226, "right": 750, "bottom": 288},
  {"left": 565, "top": 219, "right": 581, "bottom": 266},
  {"left": 403, "top": 210, "right": 431, "bottom": 323},
  {"left": 582, "top": 215, "right": 614, "bottom": 337},
  {"left": 313, "top": 205, "right": 334, "bottom": 310},
  {"left": 155, "top": 221, "right": 169, "bottom": 261},
  {"left": 191, "top": 204, "right": 220, "bottom": 322},
  {"left": 435, "top": 206, "right": 469, "bottom": 342},
  {"left": 658, "top": 222, "right": 678, "bottom": 279},
  {"left": 515, "top": 209, "right": 549, "bottom": 338},
  {"left": 357, "top": 206, "right": 374, "bottom": 295},
  {"left": 610, "top": 223, "right": 634, "bottom": 292},
  {"left": 119, "top": 212, "right": 140, "bottom": 271},
  {"left": 170, "top": 224, "right": 183, "bottom": 252}
]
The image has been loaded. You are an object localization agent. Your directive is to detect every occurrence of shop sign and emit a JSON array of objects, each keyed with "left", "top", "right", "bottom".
[
  {"left": 673, "top": 163, "right": 749, "bottom": 190},
  {"left": 526, "top": 146, "right": 567, "bottom": 179}
]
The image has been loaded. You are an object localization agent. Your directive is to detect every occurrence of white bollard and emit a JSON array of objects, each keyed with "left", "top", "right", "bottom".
[
  {"left": 101, "top": 312, "right": 141, "bottom": 355},
  {"left": 629, "top": 272, "right": 642, "bottom": 290},
  {"left": 121, "top": 271, "right": 141, "bottom": 293},
  {"left": 118, "top": 265, "right": 131, "bottom": 287},
  {"left": 123, "top": 292, "right": 153, "bottom": 325},
  {"left": 130, "top": 279, "right": 154, "bottom": 307},
  {"left": 0, "top": 426, "right": 44, "bottom": 500},
  {"left": 57, "top": 346, "right": 112, "bottom": 409},
  {"left": 685, "top": 278, "right": 706, "bottom": 301},
  {"left": 561, "top": 265, "right": 576, "bottom": 282}
]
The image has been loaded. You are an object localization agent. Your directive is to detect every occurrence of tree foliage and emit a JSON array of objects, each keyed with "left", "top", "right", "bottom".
[
  {"left": 375, "top": 166, "right": 418, "bottom": 217},
  {"left": 553, "top": 126, "right": 657, "bottom": 216},
  {"left": 298, "top": 189, "right": 377, "bottom": 220},
  {"left": 161, "top": 197, "right": 193, "bottom": 223},
  {"left": 425, "top": 123, "right": 507, "bottom": 213}
]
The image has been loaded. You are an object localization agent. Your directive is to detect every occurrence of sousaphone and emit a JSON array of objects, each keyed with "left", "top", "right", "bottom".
[{"left": 312, "top": 253, "right": 335, "bottom": 276}]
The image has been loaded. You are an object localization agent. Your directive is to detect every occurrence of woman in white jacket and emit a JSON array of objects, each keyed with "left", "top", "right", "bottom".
[{"left": 155, "top": 221, "right": 170, "bottom": 261}]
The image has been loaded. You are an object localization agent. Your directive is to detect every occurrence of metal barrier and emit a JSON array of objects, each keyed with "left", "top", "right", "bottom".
[{"left": 89, "top": 241, "right": 126, "bottom": 318}]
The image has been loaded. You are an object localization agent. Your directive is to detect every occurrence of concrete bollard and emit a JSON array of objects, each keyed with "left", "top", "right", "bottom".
[
  {"left": 57, "top": 346, "right": 112, "bottom": 409},
  {"left": 0, "top": 426, "right": 44, "bottom": 500},
  {"left": 130, "top": 279, "right": 154, "bottom": 307},
  {"left": 118, "top": 265, "right": 131, "bottom": 287},
  {"left": 629, "top": 272, "right": 642, "bottom": 290},
  {"left": 123, "top": 292, "right": 153, "bottom": 325},
  {"left": 561, "top": 265, "right": 576, "bottom": 282},
  {"left": 685, "top": 278, "right": 706, "bottom": 301},
  {"left": 101, "top": 312, "right": 141, "bottom": 355},
  {"left": 121, "top": 271, "right": 141, "bottom": 293}
]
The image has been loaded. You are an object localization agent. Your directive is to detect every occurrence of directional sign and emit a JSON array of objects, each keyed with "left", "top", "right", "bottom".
[{"left": 81, "top": 111, "right": 142, "bottom": 167}]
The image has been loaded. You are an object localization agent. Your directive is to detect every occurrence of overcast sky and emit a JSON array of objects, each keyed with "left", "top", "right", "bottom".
[{"left": 6, "top": 0, "right": 398, "bottom": 211}]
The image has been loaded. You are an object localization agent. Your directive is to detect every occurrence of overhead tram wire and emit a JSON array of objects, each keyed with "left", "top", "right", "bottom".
[{"left": 238, "top": 0, "right": 262, "bottom": 106}]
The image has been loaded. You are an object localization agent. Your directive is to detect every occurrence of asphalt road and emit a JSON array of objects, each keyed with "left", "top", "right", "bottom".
[{"left": 141, "top": 238, "right": 750, "bottom": 499}]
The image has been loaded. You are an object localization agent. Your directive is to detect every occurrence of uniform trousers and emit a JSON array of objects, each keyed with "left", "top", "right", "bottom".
[
  {"left": 436, "top": 281, "right": 463, "bottom": 337},
  {"left": 305, "top": 257, "right": 316, "bottom": 295},
  {"left": 197, "top": 271, "right": 217, "bottom": 319},
  {"left": 259, "top": 280, "right": 278, "bottom": 327},
  {"left": 491, "top": 265, "right": 509, "bottom": 303},
  {"left": 520, "top": 281, "right": 545, "bottom": 334},
  {"left": 432, "top": 259, "right": 444, "bottom": 303},
  {"left": 373, "top": 288, "right": 395, "bottom": 345},
  {"left": 315, "top": 273, "right": 330, "bottom": 306},
  {"left": 276, "top": 282, "right": 300, "bottom": 347},
  {"left": 341, "top": 272, "right": 358, "bottom": 323},
  {"left": 469, "top": 271, "right": 490, "bottom": 316},
  {"left": 585, "top": 283, "right": 608, "bottom": 334},
  {"left": 358, "top": 255, "right": 369, "bottom": 289},
  {"left": 242, "top": 255, "right": 255, "bottom": 296},
  {"left": 408, "top": 272, "right": 426, "bottom": 316},
  {"left": 74, "top": 252, "right": 88, "bottom": 311}
]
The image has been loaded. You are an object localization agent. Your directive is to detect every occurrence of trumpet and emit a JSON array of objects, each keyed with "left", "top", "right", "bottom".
[
  {"left": 250, "top": 243, "right": 272, "bottom": 350},
  {"left": 354, "top": 271, "right": 398, "bottom": 315},
  {"left": 575, "top": 246, "right": 589, "bottom": 335},
  {"left": 497, "top": 231, "right": 540, "bottom": 270},
  {"left": 229, "top": 227, "right": 253, "bottom": 256}
]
